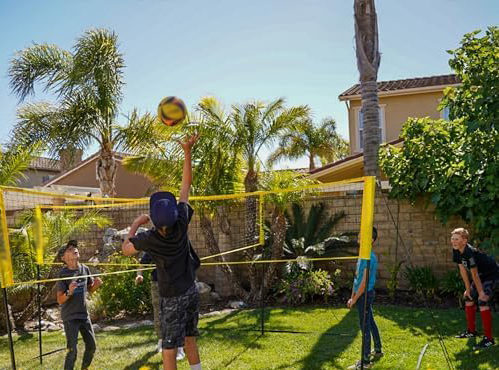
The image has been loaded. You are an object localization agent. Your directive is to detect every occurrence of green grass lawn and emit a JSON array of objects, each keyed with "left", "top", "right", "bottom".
[{"left": 1, "top": 305, "right": 498, "bottom": 369}]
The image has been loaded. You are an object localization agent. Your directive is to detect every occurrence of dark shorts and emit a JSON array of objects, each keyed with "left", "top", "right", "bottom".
[
  {"left": 159, "top": 284, "right": 199, "bottom": 349},
  {"left": 471, "top": 279, "right": 496, "bottom": 301}
]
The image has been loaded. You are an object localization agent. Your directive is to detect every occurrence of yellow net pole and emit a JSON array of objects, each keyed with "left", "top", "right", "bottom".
[
  {"left": 34, "top": 206, "right": 44, "bottom": 265},
  {"left": 0, "top": 189, "right": 14, "bottom": 287},
  {"left": 259, "top": 193, "right": 264, "bottom": 245},
  {"left": 359, "top": 176, "right": 376, "bottom": 260}
]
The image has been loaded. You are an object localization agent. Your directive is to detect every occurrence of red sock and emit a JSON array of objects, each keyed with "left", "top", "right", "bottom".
[
  {"left": 480, "top": 309, "right": 493, "bottom": 339},
  {"left": 465, "top": 305, "right": 476, "bottom": 332}
]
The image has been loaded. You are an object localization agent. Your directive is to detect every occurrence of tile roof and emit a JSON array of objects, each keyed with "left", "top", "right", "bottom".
[
  {"left": 29, "top": 157, "right": 60, "bottom": 171},
  {"left": 339, "top": 74, "right": 460, "bottom": 99}
]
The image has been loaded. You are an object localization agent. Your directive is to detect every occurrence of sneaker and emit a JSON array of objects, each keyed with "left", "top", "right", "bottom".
[
  {"left": 473, "top": 337, "right": 495, "bottom": 350},
  {"left": 176, "top": 347, "right": 186, "bottom": 361},
  {"left": 455, "top": 329, "right": 478, "bottom": 338},
  {"left": 370, "top": 350, "right": 384, "bottom": 359},
  {"left": 157, "top": 339, "right": 162, "bottom": 353},
  {"left": 347, "top": 360, "right": 372, "bottom": 369}
]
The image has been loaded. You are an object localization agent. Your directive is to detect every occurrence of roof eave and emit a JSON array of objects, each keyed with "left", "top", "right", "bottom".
[{"left": 338, "top": 83, "right": 461, "bottom": 101}]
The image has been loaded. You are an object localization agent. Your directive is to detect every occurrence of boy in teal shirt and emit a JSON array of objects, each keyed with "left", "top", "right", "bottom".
[{"left": 347, "top": 227, "right": 382, "bottom": 369}]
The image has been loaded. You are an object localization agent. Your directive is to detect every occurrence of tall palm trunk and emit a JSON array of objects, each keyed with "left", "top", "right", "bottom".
[
  {"left": 354, "top": 0, "right": 381, "bottom": 176},
  {"left": 262, "top": 209, "right": 286, "bottom": 296},
  {"left": 244, "top": 170, "right": 260, "bottom": 299},
  {"left": 309, "top": 152, "right": 316, "bottom": 171},
  {"left": 96, "top": 142, "right": 117, "bottom": 197},
  {"left": 199, "top": 214, "right": 247, "bottom": 298}
]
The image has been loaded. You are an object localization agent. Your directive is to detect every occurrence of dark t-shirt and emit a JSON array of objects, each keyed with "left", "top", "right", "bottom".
[
  {"left": 140, "top": 252, "right": 157, "bottom": 282},
  {"left": 130, "top": 202, "right": 200, "bottom": 297},
  {"left": 57, "top": 264, "right": 93, "bottom": 321},
  {"left": 452, "top": 244, "right": 499, "bottom": 281}
]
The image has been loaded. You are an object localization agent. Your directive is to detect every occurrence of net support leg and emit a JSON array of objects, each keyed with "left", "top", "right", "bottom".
[
  {"left": 37, "top": 265, "right": 43, "bottom": 365},
  {"left": 260, "top": 262, "right": 265, "bottom": 335},
  {"left": 360, "top": 261, "right": 371, "bottom": 370},
  {"left": 2, "top": 287, "right": 16, "bottom": 370}
]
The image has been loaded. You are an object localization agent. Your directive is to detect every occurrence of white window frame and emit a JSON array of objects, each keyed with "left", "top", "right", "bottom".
[
  {"left": 437, "top": 98, "right": 450, "bottom": 120},
  {"left": 354, "top": 104, "right": 386, "bottom": 152}
]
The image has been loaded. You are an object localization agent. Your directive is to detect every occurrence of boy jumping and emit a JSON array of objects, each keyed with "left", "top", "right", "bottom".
[
  {"left": 452, "top": 228, "right": 498, "bottom": 349},
  {"left": 347, "top": 227, "right": 382, "bottom": 369},
  {"left": 57, "top": 240, "right": 102, "bottom": 370},
  {"left": 122, "top": 134, "right": 201, "bottom": 370}
]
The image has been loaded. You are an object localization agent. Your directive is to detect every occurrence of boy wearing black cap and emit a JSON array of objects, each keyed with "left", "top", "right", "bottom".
[
  {"left": 122, "top": 134, "right": 201, "bottom": 370},
  {"left": 57, "top": 240, "right": 102, "bottom": 370}
]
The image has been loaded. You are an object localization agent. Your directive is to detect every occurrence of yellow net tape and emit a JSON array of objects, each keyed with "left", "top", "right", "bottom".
[{"left": 0, "top": 190, "right": 14, "bottom": 287}]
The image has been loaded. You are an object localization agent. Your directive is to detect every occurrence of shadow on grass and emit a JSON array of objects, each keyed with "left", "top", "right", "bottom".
[
  {"left": 122, "top": 349, "right": 158, "bottom": 370},
  {"left": 221, "top": 334, "right": 263, "bottom": 368},
  {"left": 376, "top": 304, "right": 499, "bottom": 369}
]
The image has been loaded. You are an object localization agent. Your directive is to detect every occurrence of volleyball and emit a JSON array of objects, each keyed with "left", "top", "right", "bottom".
[{"left": 158, "top": 96, "right": 187, "bottom": 126}]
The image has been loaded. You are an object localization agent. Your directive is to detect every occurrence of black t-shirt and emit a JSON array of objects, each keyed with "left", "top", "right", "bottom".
[
  {"left": 452, "top": 244, "right": 499, "bottom": 281},
  {"left": 130, "top": 202, "right": 200, "bottom": 297},
  {"left": 57, "top": 264, "right": 93, "bottom": 321}
]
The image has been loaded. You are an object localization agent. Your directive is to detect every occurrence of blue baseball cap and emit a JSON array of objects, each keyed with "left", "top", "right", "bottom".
[{"left": 149, "top": 192, "right": 178, "bottom": 229}]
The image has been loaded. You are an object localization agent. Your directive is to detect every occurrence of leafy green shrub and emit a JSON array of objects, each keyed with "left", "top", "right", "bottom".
[
  {"left": 279, "top": 269, "right": 337, "bottom": 305},
  {"left": 95, "top": 254, "right": 152, "bottom": 317},
  {"left": 403, "top": 265, "right": 439, "bottom": 299},
  {"left": 440, "top": 269, "right": 465, "bottom": 307}
]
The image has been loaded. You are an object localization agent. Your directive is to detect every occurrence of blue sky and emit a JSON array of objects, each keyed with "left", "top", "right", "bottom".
[{"left": 0, "top": 0, "right": 497, "bottom": 168}]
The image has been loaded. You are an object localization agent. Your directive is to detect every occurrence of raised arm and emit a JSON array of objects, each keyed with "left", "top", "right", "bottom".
[
  {"left": 122, "top": 214, "right": 150, "bottom": 256},
  {"left": 178, "top": 134, "right": 199, "bottom": 204}
]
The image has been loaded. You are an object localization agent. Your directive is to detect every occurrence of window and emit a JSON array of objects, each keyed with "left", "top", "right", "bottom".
[
  {"left": 441, "top": 106, "right": 450, "bottom": 120},
  {"left": 357, "top": 106, "right": 385, "bottom": 151}
]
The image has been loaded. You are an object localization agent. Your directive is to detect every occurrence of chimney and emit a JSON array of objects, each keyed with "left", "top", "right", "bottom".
[{"left": 59, "top": 148, "right": 83, "bottom": 171}]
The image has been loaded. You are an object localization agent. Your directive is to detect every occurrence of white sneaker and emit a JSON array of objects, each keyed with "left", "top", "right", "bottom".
[
  {"left": 157, "top": 339, "right": 162, "bottom": 353},
  {"left": 176, "top": 347, "right": 185, "bottom": 361}
]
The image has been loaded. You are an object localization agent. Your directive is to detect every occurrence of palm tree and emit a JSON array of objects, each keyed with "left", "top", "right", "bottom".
[
  {"left": 354, "top": 0, "right": 381, "bottom": 175},
  {"left": 268, "top": 118, "right": 349, "bottom": 170},
  {"left": 8, "top": 29, "right": 145, "bottom": 196},
  {"left": 0, "top": 142, "right": 43, "bottom": 186},
  {"left": 259, "top": 171, "right": 315, "bottom": 296}
]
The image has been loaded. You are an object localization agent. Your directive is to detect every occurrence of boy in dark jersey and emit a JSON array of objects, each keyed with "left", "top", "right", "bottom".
[
  {"left": 122, "top": 134, "right": 201, "bottom": 370},
  {"left": 451, "top": 228, "right": 498, "bottom": 349},
  {"left": 57, "top": 240, "right": 103, "bottom": 370},
  {"left": 135, "top": 252, "right": 186, "bottom": 360}
]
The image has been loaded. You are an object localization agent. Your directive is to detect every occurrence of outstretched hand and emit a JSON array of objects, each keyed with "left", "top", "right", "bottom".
[{"left": 177, "top": 133, "right": 200, "bottom": 151}]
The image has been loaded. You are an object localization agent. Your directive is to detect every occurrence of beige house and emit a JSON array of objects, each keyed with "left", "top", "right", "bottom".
[
  {"left": 309, "top": 74, "right": 460, "bottom": 182},
  {"left": 16, "top": 157, "right": 61, "bottom": 188},
  {"left": 42, "top": 152, "right": 155, "bottom": 198}
]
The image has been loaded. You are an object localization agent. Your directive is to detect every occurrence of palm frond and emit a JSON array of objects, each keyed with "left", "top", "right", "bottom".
[
  {"left": 8, "top": 43, "right": 72, "bottom": 101},
  {"left": 0, "top": 141, "right": 44, "bottom": 186}
]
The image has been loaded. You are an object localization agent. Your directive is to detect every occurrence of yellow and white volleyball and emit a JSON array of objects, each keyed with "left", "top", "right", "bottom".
[{"left": 158, "top": 96, "right": 187, "bottom": 126}]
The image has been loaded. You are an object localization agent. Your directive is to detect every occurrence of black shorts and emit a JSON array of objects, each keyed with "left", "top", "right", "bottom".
[
  {"left": 470, "top": 279, "right": 496, "bottom": 301},
  {"left": 159, "top": 284, "right": 199, "bottom": 349}
]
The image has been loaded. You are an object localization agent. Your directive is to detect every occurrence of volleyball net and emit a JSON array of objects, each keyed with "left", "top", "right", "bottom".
[{"left": 0, "top": 176, "right": 374, "bottom": 289}]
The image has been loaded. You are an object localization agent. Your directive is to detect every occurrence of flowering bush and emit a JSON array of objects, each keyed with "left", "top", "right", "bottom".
[{"left": 279, "top": 268, "right": 338, "bottom": 305}]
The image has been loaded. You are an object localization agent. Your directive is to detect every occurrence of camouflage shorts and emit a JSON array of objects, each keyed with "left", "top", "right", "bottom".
[{"left": 159, "top": 284, "right": 199, "bottom": 349}]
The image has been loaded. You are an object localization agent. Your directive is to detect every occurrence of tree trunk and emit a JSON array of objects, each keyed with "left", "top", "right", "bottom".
[
  {"left": 244, "top": 170, "right": 260, "bottom": 299},
  {"left": 0, "top": 293, "right": 15, "bottom": 335},
  {"left": 309, "top": 152, "right": 316, "bottom": 171},
  {"left": 199, "top": 214, "right": 247, "bottom": 299},
  {"left": 262, "top": 209, "right": 286, "bottom": 296},
  {"left": 354, "top": 0, "right": 381, "bottom": 176},
  {"left": 96, "top": 142, "right": 117, "bottom": 197}
]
